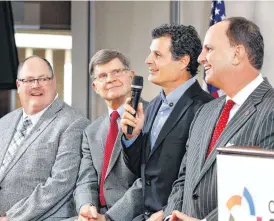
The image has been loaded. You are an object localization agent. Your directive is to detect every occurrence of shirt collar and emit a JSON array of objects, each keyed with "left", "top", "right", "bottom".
[
  {"left": 107, "top": 104, "right": 124, "bottom": 119},
  {"left": 226, "top": 74, "right": 263, "bottom": 106},
  {"left": 23, "top": 94, "right": 58, "bottom": 126},
  {"left": 160, "top": 77, "right": 196, "bottom": 106}
]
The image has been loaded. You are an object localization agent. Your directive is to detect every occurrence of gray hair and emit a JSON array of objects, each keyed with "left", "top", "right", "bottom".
[{"left": 89, "top": 49, "right": 131, "bottom": 78}]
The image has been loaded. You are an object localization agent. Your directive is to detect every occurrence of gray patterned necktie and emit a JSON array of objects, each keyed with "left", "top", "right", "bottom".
[{"left": 0, "top": 116, "right": 32, "bottom": 173}]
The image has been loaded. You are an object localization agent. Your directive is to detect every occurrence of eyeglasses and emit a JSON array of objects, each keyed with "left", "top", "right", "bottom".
[
  {"left": 93, "top": 68, "right": 129, "bottom": 82},
  {"left": 17, "top": 76, "right": 53, "bottom": 86}
]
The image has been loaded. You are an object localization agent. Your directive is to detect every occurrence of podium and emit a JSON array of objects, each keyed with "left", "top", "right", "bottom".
[{"left": 217, "top": 146, "right": 274, "bottom": 221}]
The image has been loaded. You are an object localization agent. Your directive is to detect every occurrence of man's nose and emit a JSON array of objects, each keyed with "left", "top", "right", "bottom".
[
  {"left": 31, "top": 79, "right": 40, "bottom": 87},
  {"left": 198, "top": 50, "right": 206, "bottom": 64}
]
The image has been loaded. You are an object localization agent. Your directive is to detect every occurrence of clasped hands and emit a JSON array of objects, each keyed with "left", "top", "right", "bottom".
[
  {"left": 147, "top": 210, "right": 200, "bottom": 221},
  {"left": 77, "top": 205, "right": 106, "bottom": 221}
]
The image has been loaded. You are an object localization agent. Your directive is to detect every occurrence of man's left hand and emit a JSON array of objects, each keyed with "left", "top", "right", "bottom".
[
  {"left": 89, "top": 214, "right": 106, "bottom": 221},
  {"left": 170, "top": 211, "right": 200, "bottom": 221},
  {"left": 0, "top": 216, "right": 8, "bottom": 221}
]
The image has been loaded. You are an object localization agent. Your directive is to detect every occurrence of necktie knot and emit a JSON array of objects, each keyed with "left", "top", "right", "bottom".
[
  {"left": 20, "top": 117, "right": 32, "bottom": 133},
  {"left": 111, "top": 111, "right": 119, "bottom": 122},
  {"left": 223, "top": 100, "right": 235, "bottom": 112}
]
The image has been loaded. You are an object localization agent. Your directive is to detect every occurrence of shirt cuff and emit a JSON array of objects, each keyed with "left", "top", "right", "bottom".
[
  {"left": 164, "top": 215, "right": 205, "bottom": 221},
  {"left": 122, "top": 135, "right": 137, "bottom": 147},
  {"left": 164, "top": 215, "right": 171, "bottom": 221}
]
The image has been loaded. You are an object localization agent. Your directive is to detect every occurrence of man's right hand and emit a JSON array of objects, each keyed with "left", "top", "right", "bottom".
[
  {"left": 78, "top": 204, "right": 98, "bottom": 221},
  {"left": 121, "top": 97, "right": 145, "bottom": 140}
]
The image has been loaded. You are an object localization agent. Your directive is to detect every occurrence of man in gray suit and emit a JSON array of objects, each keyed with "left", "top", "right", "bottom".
[
  {"left": 0, "top": 56, "right": 90, "bottom": 221},
  {"left": 163, "top": 17, "right": 274, "bottom": 221},
  {"left": 73, "top": 49, "right": 147, "bottom": 221}
]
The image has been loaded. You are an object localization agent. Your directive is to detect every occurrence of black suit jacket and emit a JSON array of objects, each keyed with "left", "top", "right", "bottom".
[{"left": 123, "top": 80, "right": 213, "bottom": 218}]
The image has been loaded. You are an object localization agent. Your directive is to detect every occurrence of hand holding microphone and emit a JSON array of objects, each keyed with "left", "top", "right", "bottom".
[{"left": 121, "top": 75, "right": 145, "bottom": 140}]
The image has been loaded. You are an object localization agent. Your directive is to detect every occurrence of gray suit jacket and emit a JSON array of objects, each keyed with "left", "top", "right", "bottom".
[
  {"left": 74, "top": 113, "right": 145, "bottom": 221},
  {"left": 0, "top": 98, "right": 90, "bottom": 221},
  {"left": 164, "top": 79, "right": 274, "bottom": 221}
]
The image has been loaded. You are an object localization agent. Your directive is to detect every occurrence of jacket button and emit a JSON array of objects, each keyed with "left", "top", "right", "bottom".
[
  {"left": 144, "top": 210, "right": 150, "bottom": 216},
  {"left": 145, "top": 180, "right": 151, "bottom": 186},
  {"left": 192, "top": 193, "right": 199, "bottom": 200}
]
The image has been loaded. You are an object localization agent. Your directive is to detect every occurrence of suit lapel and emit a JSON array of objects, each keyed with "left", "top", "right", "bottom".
[
  {"left": 0, "top": 110, "right": 22, "bottom": 165},
  {"left": 195, "top": 80, "right": 271, "bottom": 189},
  {"left": 89, "top": 116, "right": 107, "bottom": 180},
  {"left": 150, "top": 96, "right": 193, "bottom": 156},
  {"left": 105, "top": 131, "right": 123, "bottom": 179},
  {"left": 149, "top": 81, "right": 200, "bottom": 156},
  {"left": 197, "top": 98, "right": 225, "bottom": 174},
  {"left": 1, "top": 98, "right": 63, "bottom": 179},
  {"left": 143, "top": 97, "right": 162, "bottom": 158}
]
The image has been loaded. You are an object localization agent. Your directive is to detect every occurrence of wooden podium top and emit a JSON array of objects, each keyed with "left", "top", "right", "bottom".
[{"left": 217, "top": 146, "right": 274, "bottom": 158}]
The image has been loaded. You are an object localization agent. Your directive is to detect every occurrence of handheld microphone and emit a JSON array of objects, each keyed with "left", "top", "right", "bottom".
[{"left": 127, "top": 75, "right": 143, "bottom": 134}]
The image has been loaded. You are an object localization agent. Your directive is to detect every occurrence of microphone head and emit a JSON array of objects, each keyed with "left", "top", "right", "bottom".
[{"left": 132, "top": 75, "right": 143, "bottom": 87}]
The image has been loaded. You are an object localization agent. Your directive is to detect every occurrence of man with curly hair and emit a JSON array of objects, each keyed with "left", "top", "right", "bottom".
[{"left": 121, "top": 24, "right": 213, "bottom": 221}]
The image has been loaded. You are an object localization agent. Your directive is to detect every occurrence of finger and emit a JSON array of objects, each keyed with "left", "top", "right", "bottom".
[
  {"left": 124, "top": 103, "right": 136, "bottom": 115},
  {"left": 120, "top": 118, "right": 137, "bottom": 129},
  {"left": 171, "top": 210, "right": 186, "bottom": 221},
  {"left": 137, "top": 102, "right": 144, "bottom": 118},
  {"left": 78, "top": 216, "right": 89, "bottom": 221},
  {"left": 125, "top": 97, "right": 132, "bottom": 105},
  {"left": 80, "top": 206, "right": 91, "bottom": 217},
  {"left": 122, "top": 111, "right": 138, "bottom": 124},
  {"left": 89, "top": 206, "right": 98, "bottom": 219}
]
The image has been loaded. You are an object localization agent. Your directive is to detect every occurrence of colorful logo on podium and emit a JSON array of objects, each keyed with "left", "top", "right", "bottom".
[{"left": 226, "top": 187, "right": 262, "bottom": 221}]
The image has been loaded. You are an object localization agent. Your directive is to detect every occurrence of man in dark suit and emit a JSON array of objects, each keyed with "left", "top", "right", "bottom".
[
  {"left": 163, "top": 17, "right": 274, "bottom": 221},
  {"left": 73, "top": 49, "right": 148, "bottom": 221},
  {"left": 121, "top": 24, "right": 213, "bottom": 221},
  {"left": 0, "top": 56, "right": 90, "bottom": 221}
]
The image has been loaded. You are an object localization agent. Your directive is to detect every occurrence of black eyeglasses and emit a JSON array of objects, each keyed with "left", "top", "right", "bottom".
[{"left": 17, "top": 76, "right": 53, "bottom": 86}]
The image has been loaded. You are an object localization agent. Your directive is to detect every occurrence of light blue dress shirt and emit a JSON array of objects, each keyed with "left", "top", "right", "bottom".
[{"left": 123, "top": 77, "right": 196, "bottom": 149}]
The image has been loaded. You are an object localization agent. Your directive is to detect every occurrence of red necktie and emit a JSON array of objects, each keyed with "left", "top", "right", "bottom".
[
  {"left": 206, "top": 100, "right": 235, "bottom": 158},
  {"left": 99, "top": 110, "right": 119, "bottom": 206}
]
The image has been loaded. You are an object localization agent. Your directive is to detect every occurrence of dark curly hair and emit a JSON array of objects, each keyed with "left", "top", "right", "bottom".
[{"left": 152, "top": 24, "right": 202, "bottom": 77}]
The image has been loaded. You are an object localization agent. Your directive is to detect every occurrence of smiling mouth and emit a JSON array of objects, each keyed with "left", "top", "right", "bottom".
[
  {"left": 204, "top": 66, "right": 211, "bottom": 72},
  {"left": 108, "top": 86, "right": 120, "bottom": 90},
  {"left": 149, "top": 69, "right": 158, "bottom": 74},
  {"left": 31, "top": 92, "right": 43, "bottom": 96}
]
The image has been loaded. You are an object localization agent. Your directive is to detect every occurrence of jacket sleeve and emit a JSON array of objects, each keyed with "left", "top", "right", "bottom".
[
  {"left": 122, "top": 133, "right": 144, "bottom": 177},
  {"left": 73, "top": 129, "right": 100, "bottom": 213},
  {"left": 106, "top": 178, "right": 143, "bottom": 221}
]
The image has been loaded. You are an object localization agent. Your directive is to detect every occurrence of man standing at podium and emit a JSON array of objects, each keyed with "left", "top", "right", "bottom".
[{"left": 163, "top": 17, "right": 274, "bottom": 221}]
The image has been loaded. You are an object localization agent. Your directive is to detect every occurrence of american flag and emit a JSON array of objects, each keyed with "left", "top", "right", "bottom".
[{"left": 203, "top": 0, "right": 226, "bottom": 98}]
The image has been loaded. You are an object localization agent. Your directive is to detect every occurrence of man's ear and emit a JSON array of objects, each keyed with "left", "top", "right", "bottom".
[
  {"left": 180, "top": 55, "right": 190, "bottom": 71},
  {"left": 129, "top": 71, "right": 135, "bottom": 79},
  {"left": 16, "top": 79, "right": 20, "bottom": 93},
  {"left": 232, "top": 45, "right": 246, "bottom": 66},
  {"left": 92, "top": 81, "right": 99, "bottom": 94}
]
